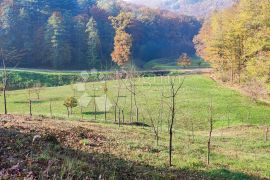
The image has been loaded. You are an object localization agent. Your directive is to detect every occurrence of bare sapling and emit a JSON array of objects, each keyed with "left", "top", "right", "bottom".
[
  {"left": 159, "top": 86, "right": 165, "bottom": 132},
  {"left": 33, "top": 83, "right": 43, "bottom": 100},
  {"left": 113, "top": 75, "right": 121, "bottom": 124},
  {"left": 207, "top": 98, "right": 214, "bottom": 165},
  {"left": 49, "top": 100, "right": 52, "bottom": 117},
  {"left": 163, "top": 77, "right": 185, "bottom": 166},
  {"left": 122, "top": 109, "right": 125, "bottom": 124},
  {"left": 143, "top": 105, "right": 160, "bottom": 146},
  {"left": 29, "top": 99, "right": 32, "bottom": 116},
  {"left": 80, "top": 106, "right": 84, "bottom": 120},
  {"left": 0, "top": 48, "right": 25, "bottom": 114},
  {"left": 143, "top": 87, "right": 165, "bottom": 146},
  {"left": 93, "top": 83, "right": 97, "bottom": 121},
  {"left": 264, "top": 113, "right": 269, "bottom": 142},
  {"left": 123, "top": 68, "right": 140, "bottom": 123},
  {"left": 103, "top": 81, "right": 108, "bottom": 121},
  {"left": 266, "top": 125, "right": 269, "bottom": 142}
]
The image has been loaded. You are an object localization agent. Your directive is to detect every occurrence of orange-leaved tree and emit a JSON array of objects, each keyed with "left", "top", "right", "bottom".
[
  {"left": 109, "top": 12, "right": 133, "bottom": 66},
  {"left": 177, "top": 53, "right": 192, "bottom": 68}
]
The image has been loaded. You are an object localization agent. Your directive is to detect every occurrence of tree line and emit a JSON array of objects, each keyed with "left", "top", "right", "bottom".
[
  {"left": 194, "top": 0, "right": 270, "bottom": 89},
  {"left": 0, "top": 0, "right": 200, "bottom": 70}
]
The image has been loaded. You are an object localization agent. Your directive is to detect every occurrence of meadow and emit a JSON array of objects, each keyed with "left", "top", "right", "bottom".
[
  {"left": 143, "top": 56, "right": 210, "bottom": 70},
  {"left": 1, "top": 73, "right": 270, "bottom": 179},
  {"left": 2, "top": 74, "right": 269, "bottom": 129}
]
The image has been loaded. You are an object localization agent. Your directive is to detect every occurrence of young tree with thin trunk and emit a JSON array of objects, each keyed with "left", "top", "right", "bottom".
[
  {"left": 113, "top": 72, "right": 122, "bottom": 124},
  {"left": 126, "top": 69, "right": 139, "bottom": 123},
  {"left": 103, "top": 81, "right": 108, "bottom": 121},
  {"left": 33, "top": 82, "right": 43, "bottom": 100},
  {"left": 207, "top": 98, "right": 214, "bottom": 165},
  {"left": 163, "top": 77, "right": 185, "bottom": 166},
  {"left": 93, "top": 83, "right": 97, "bottom": 121},
  {"left": 0, "top": 48, "right": 24, "bottom": 114},
  {"left": 63, "top": 97, "right": 78, "bottom": 117}
]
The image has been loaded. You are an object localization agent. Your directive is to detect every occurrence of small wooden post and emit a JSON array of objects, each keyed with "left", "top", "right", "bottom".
[
  {"left": 80, "top": 106, "right": 83, "bottom": 120},
  {"left": 136, "top": 107, "right": 139, "bottom": 122},
  {"left": 122, "top": 109, "right": 125, "bottom": 124},
  {"left": 114, "top": 106, "right": 117, "bottom": 123},
  {"left": 67, "top": 107, "right": 70, "bottom": 118},
  {"left": 118, "top": 109, "right": 121, "bottom": 127},
  {"left": 29, "top": 100, "right": 32, "bottom": 116},
  {"left": 49, "top": 100, "right": 52, "bottom": 117}
]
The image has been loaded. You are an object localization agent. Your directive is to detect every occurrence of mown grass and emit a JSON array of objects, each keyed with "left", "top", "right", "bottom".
[
  {"left": 1, "top": 74, "right": 270, "bottom": 179},
  {"left": 143, "top": 56, "right": 210, "bottom": 70},
  {"left": 2, "top": 75, "right": 269, "bottom": 130}
]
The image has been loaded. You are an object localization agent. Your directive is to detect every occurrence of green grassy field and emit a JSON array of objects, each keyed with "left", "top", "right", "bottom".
[
  {"left": 3, "top": 75, "right": 269, "bottom": 129},
  {"left": 1, "top": 74, "right": 270, "bottom": 178},
  {"left": 143, "top": 56, "right": 210, "bottom": 70}
]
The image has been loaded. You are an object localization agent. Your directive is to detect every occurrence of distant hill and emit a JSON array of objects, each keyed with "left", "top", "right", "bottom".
[
  {"left": 0, "top": 0, "right": 201, "bottom": 70},
  {"left": 123, "top": 0, "right": 235, "bottom": 18}
]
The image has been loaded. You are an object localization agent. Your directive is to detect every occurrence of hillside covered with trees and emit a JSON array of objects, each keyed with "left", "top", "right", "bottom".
[
  {"left": 194, "top": 0, "right": 270, "bottom": 90},
  {"left": 0, "top": 0, "right": 201, "bottom": 69},
  {"left": 123, "top": 0, "right": 235, "bottom": 18}
]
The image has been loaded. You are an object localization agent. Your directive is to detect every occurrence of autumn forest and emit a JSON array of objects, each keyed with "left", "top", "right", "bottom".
[{"left": 0, "top": 0, "right": 269, "bottom": 179}]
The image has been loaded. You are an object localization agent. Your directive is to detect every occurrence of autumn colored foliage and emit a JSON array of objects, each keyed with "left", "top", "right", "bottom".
[
  {"left": 194, "top": 0, "right": 270, "bottom": 86},
  {"left": 110, "top": 12, "right": 133, "bottom": 66},
  {"left": 177, "top": 53, "right": 192, "bottom": 68}
]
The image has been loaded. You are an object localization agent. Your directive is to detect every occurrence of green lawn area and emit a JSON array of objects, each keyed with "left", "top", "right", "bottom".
[
  {"left": 1, "top": 74, "right": 270, "bottom": 178},
  {"left": 3, "top": 75, "right": 269, "bottom": 129},
  {"left": 143, "top": 56, "right": 210, "bottom": 70}
]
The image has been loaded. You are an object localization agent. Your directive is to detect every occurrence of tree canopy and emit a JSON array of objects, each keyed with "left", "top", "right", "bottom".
[
  {"left": 0, "top": 0, "right": 201, "bottom": 69},
  {"left": 194, "top": 0, "right": 270, "bottom": 86}
]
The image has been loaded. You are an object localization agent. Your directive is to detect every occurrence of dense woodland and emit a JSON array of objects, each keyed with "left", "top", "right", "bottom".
[
  {"left": 194, "top": 0, "right": 270, "bottom": 88},
  {"left": 0, "top": 0, "right": 200, "bottom": 69},
  {"left": 125, "top": 0, "right": 235, "bottom": 18}
]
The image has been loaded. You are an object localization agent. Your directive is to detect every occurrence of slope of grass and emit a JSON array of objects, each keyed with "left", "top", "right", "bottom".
[
  {"left": 143, "top": 56, "right": 210, "bottom": 70},
  {"left": 0, "top": 115, "right": 269, "bottom": 179},
  {"left": 2, "top": 75, "right": 269, "bottom": 130}
]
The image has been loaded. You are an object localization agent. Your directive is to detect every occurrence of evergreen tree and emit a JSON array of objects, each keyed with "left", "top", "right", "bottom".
[
  {"left": 45, "top": 12, "right": 71, "bottom": 69},
  {"left": 0, "top": 1, "right": 15, "bottom": 49},
  {"left": 73, "top": 15, "right": 88, "bottom": 68},
  {"left": 85, "top": 17, "right": 101, "bottom": 68}
]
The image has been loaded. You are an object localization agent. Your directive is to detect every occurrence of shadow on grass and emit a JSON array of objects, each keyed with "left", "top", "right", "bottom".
[
  {"left": 13, "top": 97, "right": 63, "bottom": 104},
  {"left": 0, "top": 127, "right": 261, "bottom": 180},
  {"left": 82, "top": 111, "right": 110, "bottom": 115},
  {"left": 255, "top": 100, "right": 270, "bottom": 107}
]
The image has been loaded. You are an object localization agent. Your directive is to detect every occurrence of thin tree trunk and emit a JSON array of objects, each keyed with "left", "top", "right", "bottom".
[
  {"left": 191, "top": 121, "right": 195, "bottom": 143},
  {"left": 93, "top": 86, "right": 97, "bottom": 121},
  {"left": 50, "top": 100, "right": 52, "bottom": 117},
  {"left": 122, "top": 109, "right": 125, "bottom": 124},
  {"left": 266, "top": 126, "right": 269, "bottom": 141},
  {"left": 3, "top": 87, "right": 7, "bottom": 114},
  {"left": 118, "top": 109, "right": 121, "bottom": 127},
  {"left": 169, "top": 94, "right": 175, "bottom": 166},
  {"left": 207, "top": 100, "right": 213, "bottom": 165},
  {"left": 81, "top": 106, "right": 83, "bottom": 120},
  {"left": 2, "top": 55, "right": 7, "bottom": 115},
  {"left": 130, "top": 86, "right": 133, "bottom": 123},
  {"left": 67, "top": 107, "right": 70, "bottom": 118},
  {"left": 29, "top": 100, "right": 32, "bottom": 116},
  {"left": 105, "top": 94, "right": 107, "bottom": 121},
  {"left": 114, "top": 106, "right": 117, "bottom": 123},
  {"left": 136, "top": 107, "right": 139, "bottom": 122}
]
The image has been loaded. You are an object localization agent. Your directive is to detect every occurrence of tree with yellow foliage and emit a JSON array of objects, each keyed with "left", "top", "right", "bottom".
[
  {"left": 109, "top": 12, "right": 133, "bottom": 66},
  {"left": 194, "top": 0, "right": 270, "bottom": 86}
]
